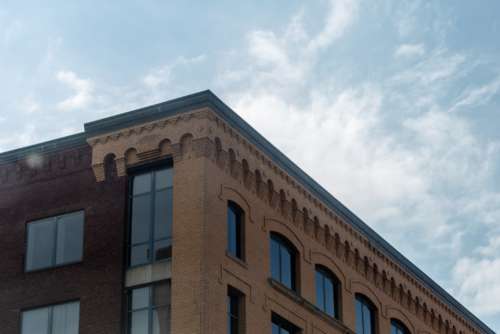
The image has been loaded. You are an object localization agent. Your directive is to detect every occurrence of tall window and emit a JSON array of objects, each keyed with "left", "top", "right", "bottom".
[
  {"left": 272, "top": 313, "right": 300, "bottom": 334},
  {"left": 129, "top": 166, "right": 173, "bottom": 267},
  {"left": 21, "top": 301, "right": 80, "bottom": 334},
  {"left": 128, "top": 281, "right": 171, "bottom": 334},
  {"left": 26, "top": 211, "right": 84, "bottom": 271},
  {"left": 227, "top": 287, "right": 244, "bottom": 334},
  {"left": 391, "top": 319, "right": 410, "bottom": 334},
  {"left": 315, "top": 265, "right": 340, "bottom": 319},
  {"left": 355, "top": 294, "right": 376, "bottom": 334},
  {"left": 270, "top": 233, "right": 297, "bottom": 291},
  {"left": 227, "top": 201, "right": 244, "bottom": 260}
]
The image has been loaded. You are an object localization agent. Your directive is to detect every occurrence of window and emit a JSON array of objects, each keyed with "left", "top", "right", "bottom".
[
  {"left": 26, "top": 211, "right": 84, "bottom": 271},
  {"left": 227, "top": 287, "right": 244, "bottom": 334},
  {"left": 355, "top": 294, "right": 376, "bottom": 334},
  {"left": 21, "top": 301, "right": 80, "bottom": 334},
  {"left": 271, "top": 313, "right": 300, "bottom": 334},
  {"left": 391, "top": 319, "right": 410, "bottom": 334},
  {"left": 128, "top": 281, "right": 171, "bottom": 334},
  {"left": 129, "top": 166, "right": 173, "bottom": 267},
  {"left": 270, "top": 233, "right": 298, "bottom": 291},
  {"left": 227, "top": 201, "right": 244, "bottom": 259},
  {"left": 315, "top": 265, "right": 340, "bottom": 319}
]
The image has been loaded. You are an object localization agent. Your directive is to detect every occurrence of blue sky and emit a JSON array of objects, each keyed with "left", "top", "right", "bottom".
[{"left": 1, "top": 0, "right": 500, "bottom": 330}]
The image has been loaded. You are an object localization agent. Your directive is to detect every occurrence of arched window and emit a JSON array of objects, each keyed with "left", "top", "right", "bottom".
[
  {"left": 227, "top": 201, "right": 244, "bottom": 260},
  {"left": 391, "top": 319, "right": 410, "bottom": 334},
  {"left": 355, "top": 294, "right": 376, "bottom": 334},
  {"left": 270, "top": 232, "right": 298, "bottom": 292},
  {"left": 315, "top": 265, "right": 340, "bottom": 319}
]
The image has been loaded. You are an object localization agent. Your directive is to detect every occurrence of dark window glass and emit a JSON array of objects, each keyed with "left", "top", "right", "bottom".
[
  {"left": 270, "top": 234, "right": 296, "bottom": 291},
  {"left": 26, "top": 211, "right": 84, "bottom": 271},
  {"left": 391, "top": 320, "right": 410, "bottom": 334},
  {"left": 129, "top": 281, "right": 171, "bottom": 334},
  {"left": 227, "top": 287, "right": 244, "bottom": 334},
  {"left": 130, "top": 166, "right": 173, "bottom": 266},
  {"left": 271, "top": 313, "right": 299, "bottom": 334},
  {"left": 355, "top": 295, "right": 376, "bottom": 334},
  {"left": 227, "top": 201, "right": 244, "bottom": 259},
  {"left": 315, "top": 266, "right": 339, "bottom": 318},
  {"left": 21, "top": 301, "right": 79, "bottom": 334}
]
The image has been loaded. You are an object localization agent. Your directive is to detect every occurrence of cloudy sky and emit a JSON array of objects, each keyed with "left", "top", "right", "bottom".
[{"left": 1, "top": 0, "right": 500, "bottom": 330}]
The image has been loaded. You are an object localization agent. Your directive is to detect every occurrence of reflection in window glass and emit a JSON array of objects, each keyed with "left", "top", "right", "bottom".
[
  {"left": 26, "top": 211, "right": 84, "bottom": 271},
  {"left": 270, "top": 234, "right": 296, "bottom": 291},
  {"left": 22, "top": 301, "right": 79, "bottom": 334},
  {"left": 227, "top": 201, "right": 244, "bottom": 260},
  {"left": 355, "top": 295, "right": 375, "bottom": 334},
  {"left": 129, "top": 281, "right": 171, "bottom": 334},
  {"left": 315, "top": 266, "right": 339, "bottom": 319},
  {"left": 130, "top": 166, "right": 173, "bottom": 267}
]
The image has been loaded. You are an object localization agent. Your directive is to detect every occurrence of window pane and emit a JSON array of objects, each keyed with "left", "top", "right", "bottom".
[
  {"left": 26, "top": 219, "right": 56, "bottom": 271},
  {"left": 56, "top": 212, "right": 84, "bottom": 265},
  {"left": 355, "top": 299, "right": 364, "bottom": 334},
  {"left": 315, "top": 271, "right": 324, "bottom": 311},
  {"left": 131, "top": 310, "right": 149, "bottom": 334},
  {"left": 133, "top": 173, "right": 151, "bottom": 195},
  {"left": 154, "top": 239, "right": 172, "bottom": 261},
  {"left": 52, "top": 301, "right": 80, "bottom": 334},
  {"left": 153, "top": 306, "right": 170, "bottom": 334},
  {"left": 131, "top": 244, "right": 150, "bottom": 266},
  {"left": 270, "top": 239, "right": 280, "bottom": 281},
  {"left": 132, "top": 287, "right": 150, "bottom": 310},
  {"left": 391, "top": 324, "right": 398, "bottom": 334},
  {"left": 155, "top": 188, "right": 172, "bottom": 240},
  {"left": 280, "top": 246, "right": 292, "bottom": 289},
  {"left": 155, "top": 168, "right": 173, "bottom": 190},
  {"left": 153, "top": 282, "right": 171, "bottom": 307},
  {"left": 325, "top": 276, "right": 334, "bottom": 317},
  {"left": 227, "top": 206, "right": 237, "bottom": 256},
  {"left": 22, "top": 307, "right": 49, "bottom": 334},
  {"left": 272, "top": 323, "right": 280, "bottom": 334},
  {"left": 363, "top": 304, "right": 373, "bottom": 334},
  {"left": 131, "top": 194, "right": 151, "bottom": 244}
]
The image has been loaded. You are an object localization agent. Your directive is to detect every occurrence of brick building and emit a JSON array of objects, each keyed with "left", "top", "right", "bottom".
[{"left": 0, "top": 91, "right": 493, "bottom": 334}]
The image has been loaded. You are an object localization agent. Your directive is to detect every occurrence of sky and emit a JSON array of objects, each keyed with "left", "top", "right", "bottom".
[{"left": 1, "top": 0, "right": 500, "bottom": 331}]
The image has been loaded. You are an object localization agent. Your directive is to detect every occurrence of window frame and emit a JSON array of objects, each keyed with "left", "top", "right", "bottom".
[
  {"left": 227, "top": 286, "right": 245, "bottom": 334},
  {"left": 355, "top": 294, "right": 377, "bottom": 334},
  {"left": 127, "top": 280, "right": 171, "bottom": 334},
  {"left": 269, "top": 232, "right": 298, "bottom": 292},
  {"left": 127, "top": 159, "right": 173, "bottom": 268},
  {"left": 315, "top": 265, "right": 341, "bottom": 319},
  {"left": 391, "top": 319, "right": 410, "bottom": 334},
  {"left": 25, "top": 210, "right": 85, "bottom": 272},
  {"left": 227, "top": 201, "right": 245, "bottom": 260},
  {"left": 20, "top": 299, "right": 80, "bottom": 334},
  {"left": 271, "top": 312, "right": 300, "bottom": 334}
]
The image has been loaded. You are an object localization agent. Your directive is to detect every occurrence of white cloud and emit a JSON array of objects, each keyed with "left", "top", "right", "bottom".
[
  {"left": 394, "top": 43, "right": 425, "bottom": 58},
  {"left": 56, "top": 70, "right": 94, "bottom": 111},
  {"left": 142, "top": 55, "right": 206, "bottom": 89},
  {"left": 452, "top": 257, "right": 500, "bottom": 316},
  {"left": 18, "top": 95, "right": 40, "bottom": 113},
  {"left": 451, "top": 76, "right": 500, "bottom": 112}
]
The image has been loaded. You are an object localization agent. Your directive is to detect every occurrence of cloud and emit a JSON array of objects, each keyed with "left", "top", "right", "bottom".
[
  {"left": 451, "top": 76, "right": 500, "bottom": 112},
  {"left": 142, "top": 55, "right": 206, "bottom": 89},
  {"left": 56, "top": 70, "right": 94, "bottom": 111},
  {"left": 394, "top": 43, "right": 425, "bottom": 58},
  {"left": 452, "top": 257, "right": 500, "bottom": 316}
]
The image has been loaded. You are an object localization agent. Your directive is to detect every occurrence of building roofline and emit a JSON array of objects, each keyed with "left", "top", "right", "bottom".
[{"left": 0, "top": 90, "right": 493, "bottom": 334}]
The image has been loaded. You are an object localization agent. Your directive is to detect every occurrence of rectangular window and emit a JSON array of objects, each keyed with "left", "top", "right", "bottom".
[
  {"left": 21, "top": 301, "right": 80, "bottom": 334},
  {"left": 26, "top": 211, "right": 84, "bottom": 271},
  {"left": 227, "top": 287, "right": 244, "bottom": 334},
  {"left": 227, "top": 201, "right": 244, "bottom": 260},
  {"left": 128, "top": 281, "right": 171, "bottom": 334},
  {"left": 129, "top": 166, "right": 173, "bottom": 267},
  {"left": 271, "top": 313, "right": 300, "bottom": 334}
]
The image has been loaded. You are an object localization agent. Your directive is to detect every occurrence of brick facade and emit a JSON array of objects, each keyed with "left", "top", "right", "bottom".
[{"left": 0, "top": 91, "right": 492, "bottom": 334}]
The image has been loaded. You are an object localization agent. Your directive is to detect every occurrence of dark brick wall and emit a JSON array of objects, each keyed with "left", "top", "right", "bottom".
[{"left": 0, "top": 145, "right": 127, "bottom": 334}]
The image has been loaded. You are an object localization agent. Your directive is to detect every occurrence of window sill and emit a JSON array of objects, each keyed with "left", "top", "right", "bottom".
[
  {"left": 226, "top": 251, "right": 248, "bottom": 269},
  {"left": 268, "top": 278, "right": 353, "bottom": 334},
  {"left": 25, "top": 260, "right": 83, "bottom": 274}
]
